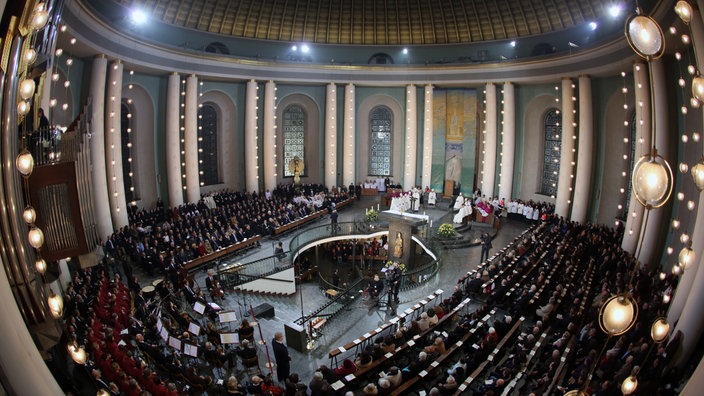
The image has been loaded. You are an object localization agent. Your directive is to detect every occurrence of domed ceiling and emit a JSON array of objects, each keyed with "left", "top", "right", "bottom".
[{"left": 107, "top": 0, "right": 654, "bottom": 46}]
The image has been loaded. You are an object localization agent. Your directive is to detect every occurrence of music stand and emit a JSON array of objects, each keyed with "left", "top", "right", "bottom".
[
  {"left": 188, "top": 322, "right": 201, "bottom": 336},
  {"left": 193, "top": 301, "right": 206, "bottom": 315},
  {"left": 219, "top": 333, "right": 240, "bottom": 345}
]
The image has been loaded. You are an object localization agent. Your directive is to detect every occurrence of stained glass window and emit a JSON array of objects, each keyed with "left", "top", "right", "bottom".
[
  {"left": 283, "top": 105, "right": 306, "bottom": 177},
  {"left": 541, "top": 108, "right": 561, "bottom": 196},
  {"left": 369, "top": 106, "right": 392, "bottom": 176},
  {"left": 198, "top": 103, "right": 219, "bottom": 186}
]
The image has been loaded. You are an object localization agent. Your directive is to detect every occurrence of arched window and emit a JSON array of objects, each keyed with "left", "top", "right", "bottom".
[
  {"left": 120, "top": 101, "right": 137, "bottom": 202},
  {"left": 283, "top": 105, "right": 306, "bottom": 177},
  {"left": 198, "top": 103, "right": 219, "bottom": 186},
  {"left": 541, "top": 108, "right": 561, "bottom": 196},
  {"left": 369, "top": 106, "right": 393, "bottom": 176}
]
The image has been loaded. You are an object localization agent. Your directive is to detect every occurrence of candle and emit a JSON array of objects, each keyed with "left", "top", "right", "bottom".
[
  {"left": 377, "top": 203, "right": 380, "bottom": 211},
  {"left": 430, "top": 220, "right": 433, "bottom": 228}
]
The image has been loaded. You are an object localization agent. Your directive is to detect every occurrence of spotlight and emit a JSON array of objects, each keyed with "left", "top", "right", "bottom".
[
  {"left": 402, "top": 48, "right": 408, "bottom": 55},
  {"left": 509, "top": 40, "right": 516, "bottom": 47},
  {"left": 130, "top": 8, "right": 148, "bottom": 25},
  {"left": 589, "top": 21, "right": 598, "bottom": 31},
  {"left": 609, "top": 4, "right": 623, "bottom": 18},
  {"left": 301, "top": 44, "right": 310, "bottom": 53}
]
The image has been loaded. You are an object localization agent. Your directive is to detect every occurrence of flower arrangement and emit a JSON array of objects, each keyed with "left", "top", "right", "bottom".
[
  {"left": 365, "top": 208, "right": 379, "bottom": 223},
  {"left": 385, "top": 260, "right": 407, "bottom": 272},
  {"left": 437, "top": 223, "right": 457, "bottom": 239}
]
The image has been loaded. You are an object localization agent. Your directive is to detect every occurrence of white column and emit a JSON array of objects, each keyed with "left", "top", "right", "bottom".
[
  {"left": 639, "top": 60, "right": 670, "bottom": 268},
  {"left": 421, "top": 85, "right": 434, "bottom": 189},
  {"left": 482, "top": 83, "right": 497, "bottom": 196},
  {"left": 671, "top": 12, "right": 704, "bottom": 325},
  {"left": 571, "top": 75, "right": 593, "bottom": 223},
  {"left": 498, "top": 82, "right": 515, "bottom": 202},
  {"left": 691, "top": 4, "right": 704, "bottom": 68},
  {"left": 555, "top": 78, "right": 576, "bottom": 219},
  {"left": 263, "top": 81, "right": 277, "bottom": 192},
  {"left": 325, "top": 83, "right": 337, "bottom": 188},
  {"left": 88, "top": 55, "right": 113, "bottom": 240},
  {"left": 104, "top": 61, "right": 128, "bottom": 229},
  {"left": 404, "top": 84, "right": 418, "bottom": 190},
  {"left": 681, "top": 354, "right": 704, "bottom": 396},
  {"left": 184, "top": 75, "right": 199, "bottom": 203},
  {"left": 165, "top": 73, "right": 183, "bottom": 206},
  {"left": 245, "top": 80, "right": 259, "bottom": 193},
  {"left": 622, "top": 63, "right": 651, "bottom": 255},
  {"left": 343, "top": 84, "right": 356, "bottom": 187},
  {"left": 0, "top": 256, "right": 63, "bottom": 395}
]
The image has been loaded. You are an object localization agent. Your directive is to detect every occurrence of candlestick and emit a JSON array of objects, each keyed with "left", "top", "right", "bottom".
[{"left": 377, "top": 203, "right": 380, "bottom": 211}]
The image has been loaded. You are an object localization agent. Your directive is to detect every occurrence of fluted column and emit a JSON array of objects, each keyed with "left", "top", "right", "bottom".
[
  {"left": 555, "top": 78, "right": 576, "bottom": 219},
  {"left": 481, "top": 83, "right": 497, "bottom": 196},
  {"left": 404, "top": 85, "right": 418, "bottom": 190},
  {"left": 105, "top": 61, "right": 128, "bottom": 228},
  {"left": 421, "top": 85, "right": 434, "bottom": 189},
  {"left": 245, "top": 80, "right": 259, "bottom": 193},
  {"left": 263, "top": 81, "right": 277, "bottom": 192},
  {"left": 184, "top": 75, "right": 199, "bottom": 202},
  {"left": 639, "top": 60, "right": 670, "bottom": 268},
  {"left": 672, "top": 3, "right": 704, "bottom": 324},
  {"left": 325, "top": 83, "right": 337, "bottom": 188},
  {"left": 571, "top": 75, "right": 593, "bottom": 223},
  {"left": 89, "top": 55, "right": 113, "bottom": 239},
  {"left": 498, "top": 82, "right": 515, "bottom": 201},
  {"left": 165, "top": 73, "right": 183, "bottom": 206},
  {"left": 622, "top": 63, "right": 651, "bottom": 255},
  {"left": 343, "top": 84, "right": 356, "bottom": 187}
]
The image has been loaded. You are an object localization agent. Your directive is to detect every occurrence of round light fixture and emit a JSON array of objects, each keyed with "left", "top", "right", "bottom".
[
  {"left": 67, "top": 342, "right": 87, "bottom": 365},
  {"left": 15, "top": 149, "right": 34, "bottom": 176},
  {"left": 17, "top": 100, "right": 30, "bottom": 116},
  {"left": 47, "top": 292, "right": 63, "bottom": 319},
  {"left": 22, "top": 206, "right": 36, "bottom": 224},
  {"left": 28, "top": 226, "right": 44, "bottom": 249},
  {"left": 631, "top": 151, "right": 673, "bottom": 209},
  {"left": 30, "top": 8, "right": 50, "bottom": 30},
  {"left": 19, "top": 78, "right": 35, "bottom": 100},
  {"left": 651, "top": 317, "right": 670, "bottom": 343},
  {"left": 599, "top": 294, "right": 638, "bottom": 336},
  {"left": 35, "top": 257, "right": 46, "bottom": 274},
  {"left": 23, "top": 47, "right": 37, "bottom": 64},
  {"left": 625, "top": 14, "right": 665, "bottom": 59},
  {"left": 675, "top": 1, "right": 693, "bottom": 24},
  {"left": 679, "top": 246, "right": 695, "bottom": 270},
  {"left": 621, "top": 376, "right": 638, "bottom": 395},
  {"left": 692, "top": 158, "right": 704, "bottom": 191},
  {"left": 693, "top": 77, "right": 704, "bottom": 101}
]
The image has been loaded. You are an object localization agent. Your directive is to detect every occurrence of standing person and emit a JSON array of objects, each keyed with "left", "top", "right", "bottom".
[
  {"left": 332, "top": 269, "right": 340, "bottom": 288},
  {"left": 274, "top": 241, "right": 285, "bottom": 262},
  {"left": 480, "top": 233, "right": 492, "bottom": 263},
  {"left": 272, "top": 332, "right": 291, "bottom": 383},
  {"left": 330, "top": 209, "right": 338, "bottom": 235}
]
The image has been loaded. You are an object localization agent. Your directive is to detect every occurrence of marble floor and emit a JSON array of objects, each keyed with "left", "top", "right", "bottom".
[{"left": 138, "top": 195, "right": 529, "bottom": 388}]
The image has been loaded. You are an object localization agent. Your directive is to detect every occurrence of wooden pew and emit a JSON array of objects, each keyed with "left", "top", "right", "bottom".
[{"left": 184, "top": 235, "right": 262, "bottom": 271}]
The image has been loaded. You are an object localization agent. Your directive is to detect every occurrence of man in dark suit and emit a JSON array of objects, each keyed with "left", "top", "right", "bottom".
[{"left": 272, "top": 332, "right": 291, "bottom": 382}]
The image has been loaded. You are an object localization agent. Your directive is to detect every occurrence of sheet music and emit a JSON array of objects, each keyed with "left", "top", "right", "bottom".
[
  {"left": 218, "top": 311, "right": 237, "bottom": 323},
  {"left": 156, "top": 318, "right": 163, "bottom": 332},
  {"left": 168, "top": 336, "right": 182, "bottom": 350},
  {"left": 160, "top": 326, "right": 169, "bottom": 341},
  {"left": 183, "top": 343, "right": 199, "bottom": 357},
  {"left": 193, "top": 301, "right": 206, "bottom": 314},
  {"left": 208, "top": 302, "right": 222, "bottom": 311},
  {"left": 220, "top": 333, "right": 240, "bottom": 344},
  {"left": 188, "top": 322, "right": 200, "bottom": 335}
]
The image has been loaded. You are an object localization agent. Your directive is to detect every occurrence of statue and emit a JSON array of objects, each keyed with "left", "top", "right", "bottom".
[
  {"left": 393, "top": 232, "right": 403, "bottom": 258},
  {"left": 288, "top": 156, "right": 305, "bottom": 185}
]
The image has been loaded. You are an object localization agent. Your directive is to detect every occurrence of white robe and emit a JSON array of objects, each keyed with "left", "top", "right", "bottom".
[
  {"left": 453, "top": 193, "right": 464, "bottom": 211},
  {"left": 428, "top": 191, "right": 437, "bottom": 206},
  {"left": 453, "top": 203, "right": 472, "bottom": 223},
  {"left": 412, "top": 191, "right": 421, "bottom": 211}
]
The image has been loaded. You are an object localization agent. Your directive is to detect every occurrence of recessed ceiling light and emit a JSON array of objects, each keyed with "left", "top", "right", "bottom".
[
  {"left": 589, "top": 21, "right": 598, "bottom": 30},
  {"left": 402, "top": 48, "right": 408, "bottom": 54},
  {"left": 301, "top": 44, "right": 310, "bottom": 53},
  {"left": 509, "top": 40, "right": 516, "bottom": 47}
]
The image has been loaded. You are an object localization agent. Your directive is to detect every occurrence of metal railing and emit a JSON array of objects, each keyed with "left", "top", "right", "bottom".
[{"left": 217, "top": 250, "right": 293, "bottom": 289}]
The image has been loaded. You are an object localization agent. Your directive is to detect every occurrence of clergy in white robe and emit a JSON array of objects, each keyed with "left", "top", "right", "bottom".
[
  {"left": 428, "top": 190, "right": 437, "bottom": 206},
  {"left": 453, "top": 192, "right": 464, "bottom": 211}
]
